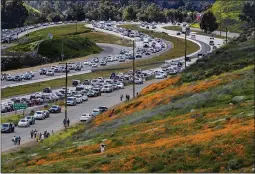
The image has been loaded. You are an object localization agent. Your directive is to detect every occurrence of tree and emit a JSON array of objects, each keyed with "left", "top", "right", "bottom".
[
  {"left": 239, "top": 2, "right": 255, "bottom": 27},
  {"left": 200, "top": 11, "right": 218, "bottom": 33}
]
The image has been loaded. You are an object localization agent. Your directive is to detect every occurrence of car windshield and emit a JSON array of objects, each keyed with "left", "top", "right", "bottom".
[
  {"left": 36, "top": 111, "right": 42, "bottom": 114},
  {"left": 26, "top": 117, "right": 31, "bottom": 119},
  {"left": 2, "top": 123, "right": 9, "bottom": 128},
  {"left": 67, "top": 98, "right": 73, "bottom": 101},
  {"left": 20, "top": 120, "right": 26, "bottom": 122},
  {"left": 52, "top": 106, "right": 58, "bottom": 108}
]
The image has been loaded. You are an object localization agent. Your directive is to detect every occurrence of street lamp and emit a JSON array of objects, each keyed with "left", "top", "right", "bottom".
[{"left": 132, "top": 40, "right": 136, "bottom": 98}]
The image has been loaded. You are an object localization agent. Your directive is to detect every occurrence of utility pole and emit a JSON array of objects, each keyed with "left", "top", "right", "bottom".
[
  {"left": 61, "top": 40, "right": 64, "bottom": 61},
  {"left": 76, "top": 12, "right": 78, "bottom": 33},
  {"left": 59, "top": 62, "right": 69, "bottom": 129},
  {"left": 132, "top": 40, "right": 135, "bottom": 98},
  {"left": 225, "top": 26, "right": 228, "bottom": 43},
  {"left": 184, "top": 29, "right": 187, "bottom": 69},
  {"left": 219, "top": 7, "right": 222, "bottom": 36}
]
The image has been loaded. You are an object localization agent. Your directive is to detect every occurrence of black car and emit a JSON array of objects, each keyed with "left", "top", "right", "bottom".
[
  {"left": 48, "top": 105, "right": 61, "bottom": 113},
  {"left": 98, "top": 106, "right": 108, "bottom": 113},
  {"left": 1, "top": 123, "right": 15, "bottom": 133},
  {"left": 87, "top": 90, "right": 99, "bottom": 97},
  {"left": 43, "top": 87, "right": 52, "bottom": 93},
  {"left": 13, "top": 75, "right": 22, "bottom": 81},
  {"left": 75, "top": 65, "right": 82, "bottom": 71}
]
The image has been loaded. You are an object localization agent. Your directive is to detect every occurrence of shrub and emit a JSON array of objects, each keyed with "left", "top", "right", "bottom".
[{"left": 228, "top": 158, "right": 244, "bottom": 170}]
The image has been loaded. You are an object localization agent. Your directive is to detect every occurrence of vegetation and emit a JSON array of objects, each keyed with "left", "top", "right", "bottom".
[
  {"left": 2, "top": 36, "right": 254, "bottom": 172},
  {"left": 209, "top": 0, "right": 247, "bottom": 33},
  {"left": 200, "top": 11, "right": 219, "bottom": 33}
]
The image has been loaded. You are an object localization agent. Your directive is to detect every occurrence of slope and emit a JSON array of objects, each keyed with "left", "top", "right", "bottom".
[{"left": 1, "top": 37, "right": 254, "bottom": 172}]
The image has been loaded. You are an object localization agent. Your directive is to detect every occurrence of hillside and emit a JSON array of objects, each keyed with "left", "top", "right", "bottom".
[
  {"left": 2, "top": 35, "right": 254, "bottom": 172},
  {"left": 210, "top": 0, "right": 246, "bottom": 33},
  {"left": 23, "top": 3, "right": 40, "bottom": 14}
]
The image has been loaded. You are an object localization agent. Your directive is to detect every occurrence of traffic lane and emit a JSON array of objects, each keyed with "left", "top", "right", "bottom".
[
  {"left": 1, "top": 78, "right": 163, "bottom": 152},
  {"left": 1, "top": 43, "right": 130, "bottom": 86},
  {"left": 1, "top": 39, "right": 169, "bottom": 88}
]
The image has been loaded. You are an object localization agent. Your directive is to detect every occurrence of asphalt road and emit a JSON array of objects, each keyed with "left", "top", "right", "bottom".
[{"left": 1, "top": 78, "right": 163, "bottom": 152}]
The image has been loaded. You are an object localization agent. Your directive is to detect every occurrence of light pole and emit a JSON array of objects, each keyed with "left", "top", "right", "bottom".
[
  {"left": 184, "top": 27, "right": 187, "bottom": 69},
  {"left": 225, "top": 26, "right": 228, "bottom": 43},
  {"left": 61, "top": 40, "right": 64, "bottom": 61},
  {"left": 132, "top": 40, "right": 135, "bottom": 98}
]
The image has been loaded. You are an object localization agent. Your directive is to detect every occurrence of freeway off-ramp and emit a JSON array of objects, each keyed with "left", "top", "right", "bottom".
[{"left": 1, "top": 22, "right": 224, "bottom": 152}]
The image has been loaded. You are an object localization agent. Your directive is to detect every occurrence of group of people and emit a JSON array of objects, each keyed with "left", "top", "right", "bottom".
[
  {"left": 63, "top": 118, "right": 70, "bottom": 127},
  {"left": 12, "top": 135, "right": 21, "bottom": 145},
  {"left": 120, "top": 93, "right": 139, "bottom": 101},
  {"left": 30, "top": 129, "right": 53, "bottom": 143}
]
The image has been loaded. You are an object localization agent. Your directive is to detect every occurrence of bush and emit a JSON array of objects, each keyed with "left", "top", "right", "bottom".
[{"left": 228, "top": 158, "right": 244, "bottom": 170}]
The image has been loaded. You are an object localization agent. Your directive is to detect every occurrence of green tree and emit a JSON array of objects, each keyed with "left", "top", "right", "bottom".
[
  {"left": 239, "top": 2, "right": 255, "bottom": 27},
  {"left": 200, "top": 10, "right": 219, "bottom": 33}
]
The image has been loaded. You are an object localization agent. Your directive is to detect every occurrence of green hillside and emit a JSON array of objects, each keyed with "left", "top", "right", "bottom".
[
  {"left": 2, "top": 30, "right": 254, "bottom": 172},
  {"left": 210, "top": 0, "right": 246, "bottom": 33}
]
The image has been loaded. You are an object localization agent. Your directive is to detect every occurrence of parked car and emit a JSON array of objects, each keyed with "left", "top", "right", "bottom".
[
  {"left": 49, "top": 105, "right": 61, "bottom": 113},
  {"left": 43, "top": 87, "right": 52, "bottom": 93},
  {"left": 80, "top": 113, "right": 92, "bottom": 122},
  {"left": 87, "top": 90, "right": 99, "bottom": 97},
  {"left": 92, "top": 109, "right": 101, "bottom": 116},
  {"left": 1, "top": 123, "right": 15, "bottom": 133},
  {"left": 34, "top": 111, "right": 45, "bottom": 120},
  {"left": 46, "top": 70, "right": 54, "bottom": 76},
  {"left": 24, "top": 116, "right": 35, "bottom": 125},
  {"left": 18, "top": 119, "right": 30, "bottom": 127},
  {"left": 74, "top": 94, "right": 83, "bottom": 104},
  {"left": 98, "top": 106, "right": 108, "bottom": 113}
]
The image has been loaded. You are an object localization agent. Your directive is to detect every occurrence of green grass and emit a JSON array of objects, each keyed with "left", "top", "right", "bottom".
[{"left": 190, "top": 23, "right": 200, "bottom": 28}]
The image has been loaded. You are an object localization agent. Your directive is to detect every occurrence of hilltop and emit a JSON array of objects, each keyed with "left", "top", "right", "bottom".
[{"left": 2, "top": 27, "right": 254, "bottom": 172}]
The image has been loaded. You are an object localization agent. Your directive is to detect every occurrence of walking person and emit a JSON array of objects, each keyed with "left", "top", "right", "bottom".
[
  {"left": 17, "top": 136, "right": 21, "bottom": 145},
  {"left": 51, "top": 130, "right": 54, "bottom": 135},
  {"left": 41, "top": 134, "right": 44, "bottom": 142},
  {"left": 120, "top": 94, "right": 123, "bottom": 101},
  {"left": 63, "top": 119, "right": 66, "bottom": 127},
  {"left": 30, "top": 130, "right": 34, "bottom": 139},
  {"left": 67, "top": 118, "right": 70, "bottom": 127},
  {"left": 34, "top": 129, "right": 37, "bottom": 138},
  {"left": 12, "top": 135, "right": 16, "bottom": 145},
  {"left": 136, "top": 92, "right": 139, "bottom": 97},
  {"left": 100, "top": 143, "right": 106, "bottom": 153}
]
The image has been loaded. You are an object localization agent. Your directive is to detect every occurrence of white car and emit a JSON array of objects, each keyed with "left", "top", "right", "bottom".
[
  {"left": 155, "top": 73, "right": 166, "bottom": 79},
  {"left": 74, "top": 94, "right": 83, "bottom": 104},
  {"left": 82, "top": 94, "right": 88, "bottom": 101},
  {"left": 18, "top": 119, "right": 30, "bottom": 127},
  {"left": 80, "top": 113, "right": 92, "bottom": 122},
  {"left": 92, "top": 109, "right": 101, "bottom": 116},
  {"left": 46, "top": 70, "right": 54, "bottom": 76},
  {"left": 116, "top": 82, "right": 124, "bottom": 89},
  {"left": 91, "top": 63, "right": 98, "bottom": 67},
  {"left": 34, "top": 111, "right": 45, "bottom": 120},
  {"left": 83, "top": 61, "right": 89, "bottom": 65}
]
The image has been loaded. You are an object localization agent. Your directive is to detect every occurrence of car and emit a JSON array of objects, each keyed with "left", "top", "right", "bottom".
[
  {"left": 6, "top": 75, "right": 13, "bottom": 81},
  {"left": 135, "top": 78, "right": 143, "bottom": 84},
  {"left": 92, "top": 109, "right": 101, "bottom": 116},
  {"left": 87, "top": 90, "right": 99, "bottom": 97},
  {"left": 83, "top": 61, "right": 89, "bottom": 65},
  {"left": 42, "top": 110, "right": 50, "bottom": 118},
  {"left": 74, "top": 95, "right": 83, "bottom": 104},
  {"left": 155, "top": 73, "right": 165, "bottom": 79},
  {"left": 98, "top": 106, "right": 108, "bottom": 113},
  {"left": 209, "top": 40, "right": 214, "bottom": 46},
  {"left": 176, "top": 32, "right": 181, "bottom": 35},
  {"left": 18, "top": 119, "right": 30, "bottom": 127},
  {"left": 23, "top": 73, "right": 32, "bottom": 80},
  {"left": 24, "top": 116, "right": 35, "bottom": 125},
  {"left": 100, "top": 61, "right": 107, "bottom": 66},
  {"left": 67, "top": 97, "right": 77, "bottom": 106},
  {"left": 101, "top": 85, "right": 113, "bottom": 93},
  {"left": 13, "top": 75, "right": 22, "bottom": 81},
  {"left": 81, "top": 94, "right": 88, "bottom": 101},
  {"left": 72, "top": 80, "right": 81, "bottom": 87},
  {"left": 46, "top": 70, "right": 54, "bottom": 76},
  {"left": 49, "top": 105, "right": 61, "bottom": 113},
  {"left": 43, "top": 87, "right": 52, "bottom": 93},
  {"left": 80, "top": 113, "right": 92, "bottom": 122},
  {"left": 1, "top": 123, "right": 15, "bottom": 133},
  {"left": 91, "top": 63, "right": 98, "bottom": 67},
  {"left": 135, "top": 53, "right": 142, "bottom": 58},
  {"left": 116, "top": 82, "right": 124, "bottom": 89},
  {"left": 34, "top": 111, "right": 45, "bottom": 120},
  {"left": 39, "top": 68, "right": 47, "bottom": 75}
]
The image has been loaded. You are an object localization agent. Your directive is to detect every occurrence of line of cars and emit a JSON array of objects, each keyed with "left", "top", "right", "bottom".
[{"left": 1, "top": 71, "right": 35, "bottom": 81}]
